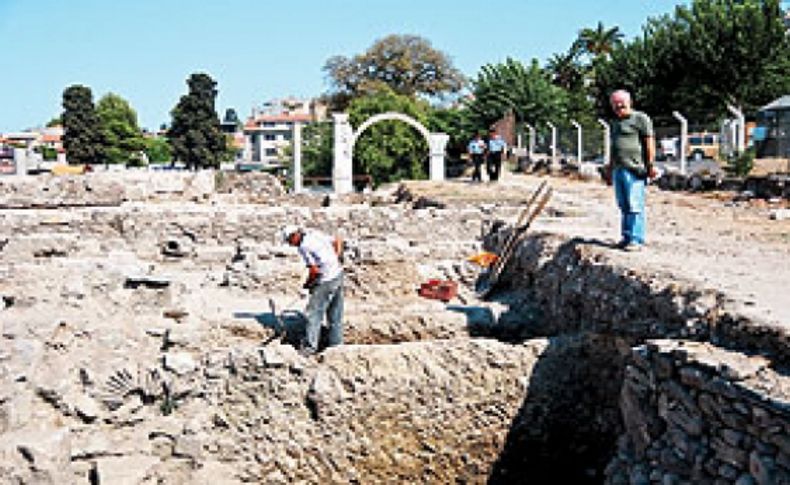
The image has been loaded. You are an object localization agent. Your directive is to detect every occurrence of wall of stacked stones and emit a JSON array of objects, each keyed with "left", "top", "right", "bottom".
[
  {"left": 491, "top": 230, "right": 790, "bottom": 483},
  {"left": 608, "top": 340, "right": 789, "bottom": 484}
]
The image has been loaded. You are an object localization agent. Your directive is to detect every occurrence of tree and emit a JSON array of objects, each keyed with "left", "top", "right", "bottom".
[
  {"left": 595, "top": 0, "right": 790, "bottom": 120},
  {"left": 223, "top": 108, "right": 240, "bottom": 126},
  {"left": 349, "top": 88, "right": 431, "bottom": 185},
  {"left": 426, "top": 106, "right": 475, "bottom": 160},
  {"left": 167, "top": 73, "right": 227, "bottom": 170},
  {"left": 467, "top": 58, "right": 570, "bottom": 129},
  {"left": 61, "top": 85, "right": 104, "bottom": 165},
  {"left": 144, "top": 136, "right": 172, "bottom": 163},
  {"left": 576, "top": 22, "right": 623, "bottom": 59},
  {"left": 46, "top": 117, "right": 62, "bottom": 127},
  {"left": 97, "top": 93, "right": 146, "bottom": 165},
  {"left": 546, "top": 46, "right": 586, "bottom": 91},
  {"left": 301, "top": 122, "right": 334, "bottom": 178},
  {"left": 324, "top": 34, "right": 465, "bottom": 109}
]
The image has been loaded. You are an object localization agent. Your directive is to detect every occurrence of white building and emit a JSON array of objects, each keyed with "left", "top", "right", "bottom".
[
  {"left": 243, "top": 112, "right": 312, "bottom": 165},
  {"left": 242, "top": 98, "right": 327, "bottom": 165}
]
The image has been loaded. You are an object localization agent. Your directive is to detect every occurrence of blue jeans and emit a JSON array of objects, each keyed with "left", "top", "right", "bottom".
[
  {"left": 303, "top": 273, "right": 344, "bottom": 352},
  {"left": 613, "top": 167, "right": 646, "bottom": 245}
]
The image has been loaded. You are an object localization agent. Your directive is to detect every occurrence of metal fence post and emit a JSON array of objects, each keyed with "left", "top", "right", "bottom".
[
  {"left": 672, "top": 111, "right": 688, "bottom": 175},
  {"left": 727, "top": 104, "right": 746, "bottom": 154},
  {"left": 547, "top": 122, "right": 557, "bottom": 169},
  {"left": 597, "top": 119, "right": 610, "bottom": 165},
  {"left": 571, "top": 120, "right": 582, "bottom": 164}
]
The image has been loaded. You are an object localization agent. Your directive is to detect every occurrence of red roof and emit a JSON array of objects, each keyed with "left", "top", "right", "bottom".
[
  {"left": 245, "top": 113, "right": 312, "bottom": 129},
  {"left": 42, "top": 133, "right": 61, "bottom": 143}
]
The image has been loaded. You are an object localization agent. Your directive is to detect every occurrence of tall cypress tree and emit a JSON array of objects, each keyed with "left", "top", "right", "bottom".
[
  {"left": 62, "top": 85, "right": 104, "bottom": 165},
  {"left": 167, "top": 73, "right": 226, "bottom": 170}
]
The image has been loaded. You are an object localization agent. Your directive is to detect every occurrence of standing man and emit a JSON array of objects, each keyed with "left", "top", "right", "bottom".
[
  {"left": 467, "top": 133, "right": 486, "bottom": 182},
  {"left": 282, "top": 225, "right": 344, "bottom": 355},
  {"left": 605, "top": 89, "right": 657, "bottom": 252},
  {"left": 486, "top": 129, "right": 507, "bottom": 182}
]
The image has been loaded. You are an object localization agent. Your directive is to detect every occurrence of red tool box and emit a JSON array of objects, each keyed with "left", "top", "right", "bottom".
[{"left": 418, "top": 279, "right": 458, "bottom": 303}]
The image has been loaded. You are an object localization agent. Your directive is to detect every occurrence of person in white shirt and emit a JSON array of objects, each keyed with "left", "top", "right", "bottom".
[{"left": 282, "top": 225, "right": 344, "bottom": 355}]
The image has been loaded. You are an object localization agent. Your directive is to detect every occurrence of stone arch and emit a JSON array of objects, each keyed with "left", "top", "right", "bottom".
[
  {"left": 332, "top": 112, "right": 448, "bottom": 194},
  {"left": 351, "top": 112, "right": 431, "bottom": 147}
]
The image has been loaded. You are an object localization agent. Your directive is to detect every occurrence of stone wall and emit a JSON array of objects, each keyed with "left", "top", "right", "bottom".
[
  {"left": 0, "top": 171, "right": 284, "bottom": 208},
  {"left": 607, "top": 339, "right": 790, "bottom": 484},
  {"left": 484, "top": 230, "right": 790, "bottom": 481}
]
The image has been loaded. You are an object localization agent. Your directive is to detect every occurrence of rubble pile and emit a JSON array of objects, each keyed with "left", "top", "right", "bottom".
[{"left": 0, "top": 171, "right": 788, "bottom": 483}]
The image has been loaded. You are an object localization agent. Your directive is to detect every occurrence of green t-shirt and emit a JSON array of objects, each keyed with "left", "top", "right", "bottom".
[{"left": 611, "top": 110, "right": 653, "bottom": 175}]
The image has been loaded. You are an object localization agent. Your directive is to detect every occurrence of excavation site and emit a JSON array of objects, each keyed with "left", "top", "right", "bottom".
[{"left": 1, "top": 171, "right": 789, "bottom": 484}]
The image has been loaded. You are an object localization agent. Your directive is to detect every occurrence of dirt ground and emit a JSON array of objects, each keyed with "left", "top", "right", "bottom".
[{"left": 400, "top": 169, "right": 790, "bottom": 330}]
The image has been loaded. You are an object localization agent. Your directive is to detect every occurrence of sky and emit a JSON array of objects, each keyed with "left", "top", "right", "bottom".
[{"left": 0, "top": 0, "right": 705, "bottom": 133}]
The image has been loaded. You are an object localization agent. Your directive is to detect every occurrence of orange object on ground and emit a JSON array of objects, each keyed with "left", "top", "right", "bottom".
[
  {"left": 418, "top": 279, "right": 458, "bottom": 303},
  {"left": 467, "top": 252, "right": 499, "bottom": 268}
]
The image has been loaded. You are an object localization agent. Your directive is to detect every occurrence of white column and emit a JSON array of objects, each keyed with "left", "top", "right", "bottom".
[
  {"left": 727, "top": 104, "right": 746, "bottom": 154},
  {"left": 571, "top": 120, "right": 582, "bottom": 164},
  {"left": 673, "top": 111, "right": 688, "bottom": 175},
  {"left": 597, "top": 119, "right": 610, "bottom": 165},
  {"left": 428, "top": 133, "right": 449, "bottom": 182},
  {"left": 292, "top": 122, "right": 303, "bottom": 193},
  {"left": 332, "top": 113, "right": 354, "bottom": 194}
]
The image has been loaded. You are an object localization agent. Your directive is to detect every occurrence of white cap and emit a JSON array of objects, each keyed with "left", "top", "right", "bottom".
[{"left": 281, "top": 224, "right": 301, "bottom": 243}]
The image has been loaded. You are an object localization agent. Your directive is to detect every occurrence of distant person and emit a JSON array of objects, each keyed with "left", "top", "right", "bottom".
[
  {"left": 282, "top": 225, "right": 344, "bottom": 355},
  {"left": 604, "top": 89, "right": 657, "bottom": 252},
  {"left": 486, "top": 130, "right": 507, "bottom": 182},
  {"left": 467, "top": 133, "right": 487, "bottom": 182}
]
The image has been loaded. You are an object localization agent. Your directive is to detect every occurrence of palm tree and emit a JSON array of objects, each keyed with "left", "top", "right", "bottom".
[{"left": 576, "top": 22, "right": 624, "bottom": 59}]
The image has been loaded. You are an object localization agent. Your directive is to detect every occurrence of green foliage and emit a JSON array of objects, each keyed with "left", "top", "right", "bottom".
[
  {"left": 97, "top": 93, "right": 146, "bottom": 165},
  {"left": 426, "top": 106, "right": 475, "bottom": 159},
  {"left": 61, "top": 85, "right": 104, "bottom": 165},
  {"left": 575, "top": 22, "right": 623, "bottom": 58},
  {"left": 39, "top": 146, "right": 58, "bottom": 161},
  {"left": 167, "top": 73, "right": 227, "bottom": 170},
  {"left": 729, "top": 145, "right": 756, "bottom": 176},
  {"left": 302, "top": 122, "right": 334, "bottom": 177},
  {"left": 467, "top": 58, "right": 570, "bottom": 129},
  {"left": 222, "top": 108, "right": 240, "bottom": 127},
  {"left": 324, "top": 34, "right": 465, "bottom": 109},
  {"left": 144, "top": 136, "right": 172, "bottom": 163},
  {"left": 546, "top": 47, "right": 587, "bottom": 91},
  {"left": 349, "top": 88, "right": 431, "bottom": 185},
  {"left": 595, "top": 0, "right": 790, "bottom": 120},
  {"left": 221, "top": 134, "right": 239, "bottom": 162},
  {"left": 46, "top": 117, "right": 61, "bottom": 128}
]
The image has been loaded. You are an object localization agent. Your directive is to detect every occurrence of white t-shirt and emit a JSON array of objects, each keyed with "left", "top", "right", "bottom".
[{"left": 298, "top": 230, "right": 342, "bottom": 283}]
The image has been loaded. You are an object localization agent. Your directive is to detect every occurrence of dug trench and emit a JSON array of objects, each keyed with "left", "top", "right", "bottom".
[{"left": 0, "top": 172, "right": 788, "bottom": 484}]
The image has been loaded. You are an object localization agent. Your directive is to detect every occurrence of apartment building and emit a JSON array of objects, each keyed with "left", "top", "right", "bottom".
[{"left": 242, "top": 98, "right": 327, "bottom": 165}]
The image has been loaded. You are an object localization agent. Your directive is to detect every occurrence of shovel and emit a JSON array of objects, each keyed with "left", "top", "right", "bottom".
[{"left": 476, "top": 181, "right": 552, "bottom": 298}]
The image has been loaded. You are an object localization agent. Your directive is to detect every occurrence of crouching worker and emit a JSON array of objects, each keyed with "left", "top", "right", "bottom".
[{"left": 282, "top": 225, "right": 344, "bottom": 356}]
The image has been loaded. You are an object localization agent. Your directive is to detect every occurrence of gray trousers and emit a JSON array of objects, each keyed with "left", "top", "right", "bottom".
[{"left": 303, "top": 273, "right": 344, "bottom": 352}]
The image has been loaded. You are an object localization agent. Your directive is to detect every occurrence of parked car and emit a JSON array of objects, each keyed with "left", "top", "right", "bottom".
[{"left": 687, "top": 132, "right": 719, "bottom": 160}]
